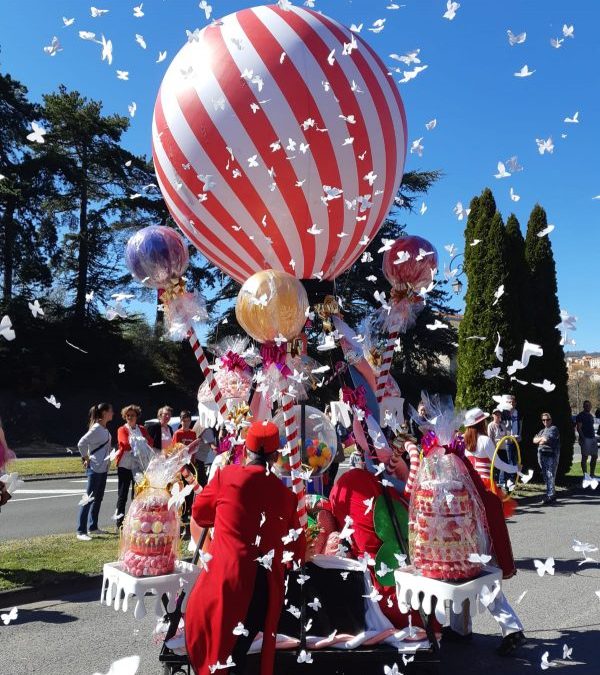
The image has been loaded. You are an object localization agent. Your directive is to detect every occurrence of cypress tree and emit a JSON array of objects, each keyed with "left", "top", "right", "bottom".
[
  {"left": 477, "top": 211, "right": 512, "bottom": 407},
  {"left": 523, "top": 205, "right": 574, "bottom": 479},
  {"left": 503, "top": 214, "right": 531, "bottom": 407},
  {"left": 456, "top": 189, "right": 496, "bottom": 408}
]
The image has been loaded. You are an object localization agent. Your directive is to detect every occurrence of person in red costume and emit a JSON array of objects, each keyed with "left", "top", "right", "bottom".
[
  {"left": 185, "top": 420, "right": 305, "bottom": 675},
  {"left": 329, "top": 467, "right": 433, "bottom": 633}
]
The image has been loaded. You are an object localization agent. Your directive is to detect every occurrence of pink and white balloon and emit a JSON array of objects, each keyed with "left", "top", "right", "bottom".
[{"left": 152, "top": 4, "right": 407, "bottom": 283}]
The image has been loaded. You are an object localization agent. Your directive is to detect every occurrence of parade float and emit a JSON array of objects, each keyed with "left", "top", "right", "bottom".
[{"left": 99, "top": 4, "right": 509, "bottom": 674}]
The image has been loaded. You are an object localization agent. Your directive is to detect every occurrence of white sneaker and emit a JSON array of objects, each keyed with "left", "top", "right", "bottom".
[
  {"left": 88, "top": 528, "right": 108, "bottom": 535},
  {"left": 77, "top": 534, "right": 92, "bottom": 541}
]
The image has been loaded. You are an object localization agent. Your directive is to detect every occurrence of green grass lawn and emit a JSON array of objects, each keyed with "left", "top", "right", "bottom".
[
  {"left": 0, "top": 532, "right": 192, "bottom": 592},
  {"left": 6, "top": 456, "right": 108, "bottom": 477},
  {"left": 0, "top": 532, "right": 120, "bottom": 592}
]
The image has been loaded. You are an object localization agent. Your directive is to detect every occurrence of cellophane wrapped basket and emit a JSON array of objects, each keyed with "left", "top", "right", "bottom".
[
  {"left": 120, "top": 447, "right": 191, "bottom": 577},
  {"left": 409, "top": 448, "right": 490, "bottom": 581}
]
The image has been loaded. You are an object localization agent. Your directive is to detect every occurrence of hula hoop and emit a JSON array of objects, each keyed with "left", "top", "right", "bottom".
[{"left": 489, "top": 434, "right": 522, "bottom": 499}]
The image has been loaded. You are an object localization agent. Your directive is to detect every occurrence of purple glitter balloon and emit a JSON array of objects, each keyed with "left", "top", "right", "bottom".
[{"left": 125, "top": 226, "right": 189, "bottom": 289}]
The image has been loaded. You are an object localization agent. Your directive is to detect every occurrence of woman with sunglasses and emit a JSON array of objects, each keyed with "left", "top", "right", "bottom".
[
  {"left": 115, "top": 405, "right": 153, "bottom": 528},
  {"left": 533, "top": 413, "right": 560, "bottom": 504}
]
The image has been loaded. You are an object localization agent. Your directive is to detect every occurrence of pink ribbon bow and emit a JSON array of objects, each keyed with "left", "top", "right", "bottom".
[
  {"left": 221, "top": 350, "right": 251, "bottom": 374},
  {"left": 260, "top": 342, "right": 292, "bottom": 377},
  {"left": 342, "top": 385, "right": 371, "bottom": 416}
]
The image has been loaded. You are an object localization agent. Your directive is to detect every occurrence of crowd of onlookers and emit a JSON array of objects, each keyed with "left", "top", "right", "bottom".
[
  {"left": 2, "top": 392, "right": 597, "bottom": 533},
  {"left": 74, "top": 402, "right": 222, "bottom": 541}
]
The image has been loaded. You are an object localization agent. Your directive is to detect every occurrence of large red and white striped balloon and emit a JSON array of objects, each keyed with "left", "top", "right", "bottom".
[{"left": 153, "top": 4, "right": 407, "bottom": 283}]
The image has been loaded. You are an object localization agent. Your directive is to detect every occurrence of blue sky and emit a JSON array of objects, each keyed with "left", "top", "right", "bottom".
[{"left": 1, "top": 0, "right": 598, "bottom": 349}]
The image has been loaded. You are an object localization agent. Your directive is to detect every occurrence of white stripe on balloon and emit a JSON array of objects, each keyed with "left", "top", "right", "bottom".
[{"left": 254, "top": 5, "right": 364, "bottom": 278}]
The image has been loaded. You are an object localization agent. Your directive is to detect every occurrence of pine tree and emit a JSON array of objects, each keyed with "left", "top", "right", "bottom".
[
  {"left": 0, "top": 71, "right": 58, "bottom": 304},
  {"left": 523, "top": 205, "right": 574, "bottom": 478},
  {"left": 32, "top": 87, "right": 152, "bottom": 320}
]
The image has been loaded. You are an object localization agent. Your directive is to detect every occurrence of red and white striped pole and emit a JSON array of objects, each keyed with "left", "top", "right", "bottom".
[
  {"left": 375, "top": 329, "right": 399, "bottom": 404},
  {"left": 281, "top": 393, "right": 307, "bottom": 527},
  {"left": 187, "top": 327, "right": 228, "bottom": 420},
  {"left": 403, "top": 441, "right": 421, "bottom": 496}
]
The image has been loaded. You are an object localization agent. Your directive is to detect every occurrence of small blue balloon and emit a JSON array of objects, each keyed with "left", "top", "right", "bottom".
[{"left": 125, "top": 226, "right": 189, "bottom": 289}]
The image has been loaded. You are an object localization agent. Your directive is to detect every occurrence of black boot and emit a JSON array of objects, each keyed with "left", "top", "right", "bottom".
[{"left": 497, "top": 631, "right": 526, "bottom": 656}]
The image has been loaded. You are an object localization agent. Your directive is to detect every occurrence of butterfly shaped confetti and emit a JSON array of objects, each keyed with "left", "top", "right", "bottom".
[
  {"left": 533, "top": 557, "right": 555, "bottom": 577},
  {"left": 92, "top": 656, "right": 140, "bottom": 675},
  {"left": 1, "top": 606, "right": 18, "bottom": 625},
  {"left": 0, "top": 315, "right": 16, "bottom": 341}
]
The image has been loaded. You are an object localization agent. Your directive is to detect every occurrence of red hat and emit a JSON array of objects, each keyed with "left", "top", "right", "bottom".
[{"left": 245, "top": 421, "right": 280, "bottom": 455}]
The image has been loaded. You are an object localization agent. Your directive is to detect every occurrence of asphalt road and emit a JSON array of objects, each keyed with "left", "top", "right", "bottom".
[
  {"left": 1, "top": 463, "right": 353, "bottom": 540},
  {"left": 2, "top": 488, "right": 599, "bottom": 674},
  {"left": 2, "top": 476, "right": 123, "bottom": 539}
]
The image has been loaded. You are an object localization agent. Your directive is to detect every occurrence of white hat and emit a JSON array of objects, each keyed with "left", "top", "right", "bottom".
[{"left": 464, "top": 407, "right": 489, "bottom": 428}]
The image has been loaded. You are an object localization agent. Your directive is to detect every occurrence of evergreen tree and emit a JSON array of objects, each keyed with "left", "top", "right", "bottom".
[
  {"left": 456, "top": 188, "right": 497, "bottom": 408},
  {"left": 31, "top": 86, "right": 153, "bottom": 320},
  {"left": 0, "top": 71, "right": 57, "bottom": 303},
  {"left": 503, "top": 214, "right": 531, "bottom": 402},
  {"left": 523, "top": 205, "right": 574, "bottom": 478}
]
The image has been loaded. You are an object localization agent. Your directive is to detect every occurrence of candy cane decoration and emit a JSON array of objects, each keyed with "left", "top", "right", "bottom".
[
  {"left": 281, "top": 393, "right": 307, "bottom": 527},
  {"left": 375, "top": 330, "right": 399, "bottom": 404},
  {"left": 403, "top": 441, "right": 421, "bottom": 496},
  {"left": 188, "top": 328, "right": 228, "bottom": 420}
]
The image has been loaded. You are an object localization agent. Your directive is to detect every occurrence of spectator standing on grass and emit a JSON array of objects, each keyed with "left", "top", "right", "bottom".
[
  {"left": 533, "top": 413, "right": 560, "bottom": 505},
  {"left": 576, "top": 400, "right": 597, "bottom": 478},
  {"left": 76, "top": 403, "right": 113, "bottom": 541},
  {"left": 0, "top": 415, "right": 16, "bottom": 472},
  {"left": 115, "top": 405, "right": 152, "bottom": 529},
  {"left": 146, "top": 405, "right": 174, "bottom": 452}
]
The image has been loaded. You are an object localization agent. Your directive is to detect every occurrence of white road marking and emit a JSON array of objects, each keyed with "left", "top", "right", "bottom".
[
  {"left": 16, "top": 489, "right": 95, "bottom": 494},
  {"left": 68, "top": 478, "right": 118, "bottom": 484},
  {"left": 12, "top": 489, "right": 118, "bottom": 503}
]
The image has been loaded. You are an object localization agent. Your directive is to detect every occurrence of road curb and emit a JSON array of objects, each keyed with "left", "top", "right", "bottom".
[
  {"left": 24, "top": 472, "right": 117, "bottom": 483},
  {"left": 0, "top": 574, "right": 104, "bottom": 609}
]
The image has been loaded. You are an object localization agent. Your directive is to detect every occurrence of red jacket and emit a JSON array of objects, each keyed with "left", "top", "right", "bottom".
[
  {"left": 115, "top": 424, "right": 152, "bottom": 466},
  {"left": 185, "top": 464, "right": 305, "bottom": 675}
]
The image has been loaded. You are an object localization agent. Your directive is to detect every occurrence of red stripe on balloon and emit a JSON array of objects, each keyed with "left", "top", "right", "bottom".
[
  {"left": 361, "top": 39, "right": 409, "bottom": 154},
  {"left": 154, "top": 91, "right": 261, "bottom": 279},
  {"left": 240, "top": 7, "right": 348, "bottom": 278},
  {"left": 309, "top": 10, "right": 404, "bottom": 278},
  {"left": 269, "top": 5, "right": 375, "bottom": 280},
  {"left": 152, "top": 153, "right": 247, "bottom": 281},
  {"left": 177, "top": 30, "right": 291, "bottom": 278},
  {"left": 205, "top": 22, "right": 314, "bottom": 276}
]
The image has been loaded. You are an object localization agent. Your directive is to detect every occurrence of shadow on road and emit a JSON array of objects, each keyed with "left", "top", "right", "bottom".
[
  {"left": 6, "top": 607, "right": 78, "bottom": 626},
  {"left": 513, "top": 556, "right": 600, "bottom": 576},
  {"left": 441, "top": 625, "right": 598, "bottom": 674}
]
